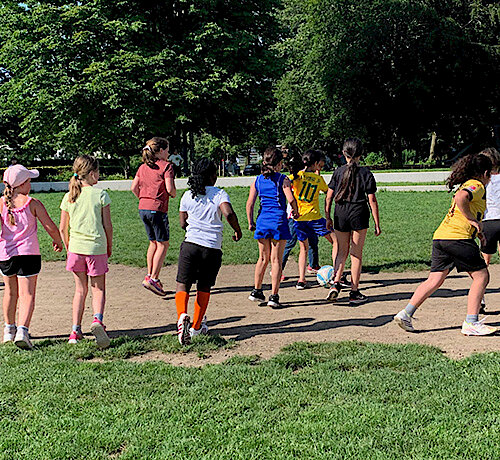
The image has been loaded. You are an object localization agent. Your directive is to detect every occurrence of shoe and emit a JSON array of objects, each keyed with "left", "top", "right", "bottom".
[
  {"left": 480, "top": 298, "right": 486, "bottom": 315},
  {"left": 307, "top": 266, "right": 320, "bottom": 274},
  {"left": 349, "top": 290, "right": 367, "bottom": 306},
  {"left": 68, "top": 330, "right": 84, "bottom": 344},
  {"left": 3, "top": 324, "right": 16, "bottom": 343},
  {"left": 90, "top": 319, "right": 110, "bottom": 349},
  {"left": 394, "top": 310, "right": 415, "bottom": 332},
  {"left": 281, "top": 274, "right": 286, "bottom": 282},
  {"left": 461, "top": 318, "right": 497, "bottom": 336},
  {"left": 143, "top": 277, "right": 167, "bottom": 296},
  {"left": 177, "top": 313, "right": 191, "bottom": 345},
  {"left": 326, "top": 282, "right": 341, "bottom": 301},
  {"left": 296, "top": 281, "right": 308, "bottom": 290},
  {"left": 189, "top": 316, "right": 209, "bottom": 339},
  {"left": 248, "top": 289, "right": 266, "bottom": 303},
  {"left": 339, "top": 274, "right": 351, "bottom": 289},
  {"left": 268, "top": 294, "right": 282, "bottom": 309},
  {"left": 14, "top": 327, "right": 33, "bottom": 350}
]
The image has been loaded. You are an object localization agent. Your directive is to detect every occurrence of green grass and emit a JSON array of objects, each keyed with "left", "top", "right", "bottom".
[
  {"left": 34, "top": 188, "right": 499, "bottom": 271},
  {"left": 0, "top": 340, "right": 499, "bottom": 459}
]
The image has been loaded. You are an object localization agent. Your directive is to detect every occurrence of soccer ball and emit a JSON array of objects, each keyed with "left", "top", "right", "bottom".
[{"left": 316, "top": 265, "right": 334, "bottom": 287}]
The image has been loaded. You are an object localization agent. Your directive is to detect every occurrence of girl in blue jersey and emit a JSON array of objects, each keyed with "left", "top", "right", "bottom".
[{"left": 246, "top": 148, "right": 299, "bottom": 308}]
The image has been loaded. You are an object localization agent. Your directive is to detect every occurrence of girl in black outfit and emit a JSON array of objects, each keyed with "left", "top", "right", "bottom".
[{"left": 325, "top": 138, "right": 381, "bottom": 305}]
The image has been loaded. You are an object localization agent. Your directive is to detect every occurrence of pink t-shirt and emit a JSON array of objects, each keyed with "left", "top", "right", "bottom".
[
  {"left": 0, "top": 197, "right": 40, "bottom": 260},
  {"left": 135, "top": 160, "right": 174, "bottom": 213}
]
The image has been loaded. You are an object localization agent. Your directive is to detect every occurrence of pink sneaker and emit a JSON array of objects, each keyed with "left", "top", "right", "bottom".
[
  {"left": 90, "top": 319, "right": 110, "bottom": 349},
  {"left": 143, "top": 278, "right": 167, "bottom": 296},
  {"left": 307, "top": 266, "right": 319, "bottom": 274},
  {"left": 68, "top": 330, "right": 84, "bottom": 344}
]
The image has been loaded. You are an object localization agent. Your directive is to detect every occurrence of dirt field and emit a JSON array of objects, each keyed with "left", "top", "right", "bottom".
[{"left": 18, "top": 261, "right": 500, "bottom": 363}]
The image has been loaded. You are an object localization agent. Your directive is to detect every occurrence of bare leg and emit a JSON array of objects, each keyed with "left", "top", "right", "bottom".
[
  {"left": 349, "top": 229, "right": 368, "bottom": 291},
  {"left": 324, "top": 232, "right": 338, "bottom": 268},
  {"left": 270, "top": 240, "right": 286, "bottom": 295},
  {"left": 72, "top": 272, "right": 89, "bottom": 327},
  {"left": 3, "top": 276, "right": 18, "bottom": 325},
  {"left": 482, "top": 252, "right": 492, "bottom": 266},
  {"left": 146, "top": 241, "right": 156, "bottom": 275},
  {"left": 89, "top": 275, "right": 106, "bottom": 318},
  {"left": 333, "top": 231, "right": 351, "bottom": 282},
  {"left": 254, "top": 239, "right": 271, "bottom": 289},
  {"left": 467, "top": 268, "right": 489, "bottom": 315},
  {"left": 17, "top": 275, "right": 37, "bottom": 328},
  {"left": 151, "top": 241, "right": 169, "bottom": 279},
  {"left": 408, "top": 270, "right": 449, "bottom": 309},
  {"left": 298, "top": 239, "right": 309, "bottom": 283}
]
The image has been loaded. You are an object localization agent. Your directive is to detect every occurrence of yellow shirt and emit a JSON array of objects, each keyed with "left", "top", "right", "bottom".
[
  {"left": 290, "top": 171, "right": 329, "bottom": 221},
  {"left": 433, "top": 179, "right": 486, "bottom": 240}
]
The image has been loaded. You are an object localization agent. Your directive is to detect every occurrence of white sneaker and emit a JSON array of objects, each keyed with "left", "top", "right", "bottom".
[
  {"left": 3, "top": 324, "right": 16, "bottom": 343},
  {"left": 394, "top": 310, "right": 415, "bottom": 332},
  {"left": 14, "top": 327, "right": 33, "bottom": 350},
  {"left": 189, "top": 316, "right": 209, "bottom": 339},
  {"left": 177, "top": 313, "right": 191, "bottom": 345},
  {"left": 461, "top": 317, "right": 497, "bottom": 336}
]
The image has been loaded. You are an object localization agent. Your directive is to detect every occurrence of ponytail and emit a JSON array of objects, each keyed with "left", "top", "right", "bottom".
[
  {"left": 334, "top": 138, "right": 363, "bottom": 203},
  {"left": 447, "top": 153, "right": 492, "bottom": 191},
  {"left": 142, "top": 137, "right": 169, "bottom": 167},
  {"left": 188, "top": 158, "right": 217, "bottom": 198},
  {"left": 261, "top": 147, "right": 283, "bottom": 178},
  {"left": 3, "top": 183, "right": 15, "bottom": 226},
  {"left": 68, "top": 155, "right": 99, "bottom": 203}
]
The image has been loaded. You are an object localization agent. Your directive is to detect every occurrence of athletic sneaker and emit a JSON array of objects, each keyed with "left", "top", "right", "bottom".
[
  {"left": 189, "top": 316, "right": 209, "bottom": 339},
  {"left": 3, "top": 324, "right": 16, "bottom": 343},
  {"left": 248, "top": 289, "right": 265, "bottom": 303},
  {"left": 14, "top": 328, "right": 33, "bottom": 350},
  {"left": 307, "top": 266, "right": 320, "bottom": 274},
  {"left": 461, "top": 318, "right": 497, "bottom": 336},
  {"left": 349, "top": 290, "right": 367, "bottom": 306},
  {"left": 68, "top": 330, "right": 84, "bottom": 344},
  {"left": 296, "top": 281, "right": 308, "bottom": 290},
  {"left": 480, "top": 298, "right": 486, "bottom": 315},
  {"left": 143, "top": 277, "right": 167, "bottom": 296},
  {"left": 90, "top": 319, "right": 111, "bottom": 349},
  {"left": 326, "top": 282, "right": 341, "bottom": 301},
  {"left": 177, "top": 313, "right": 191, "bottom": 345},
  {"left": 339, "top": 274, "right": 351, "bottom": 289},
  {"left": 268, "top": 294, "right": 281, "bottom": 309},
  {"left": 394, "top": 310, "right": 415, "bottom": 332}
]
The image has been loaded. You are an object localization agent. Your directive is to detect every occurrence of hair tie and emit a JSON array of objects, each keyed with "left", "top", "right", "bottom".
[
  {"left": 73, "top": 173, "right": 78, "bottom": 178},
  {"left": 144, "top": 145, "right": 152, "bottom": 152}
]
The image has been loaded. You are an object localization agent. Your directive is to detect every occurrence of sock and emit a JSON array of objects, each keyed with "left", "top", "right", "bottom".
[
  {"left": 192, "top": 291, "right": 210, "bottom": 330},
  {"left": 72, "top": 324, "right": 82, "bottom": 333},
  {"left": 5, "top": 323, "right": 15, "bottom": 328},
  {"left": 94, "top": 313, "right": 104, "bottom": 322},
  {"left": 175, "top": 291, "right": 189, "bottom": 319},
  {"left": 404, "top": 303, "right": 417, "bottom": 317},
  {"left": 18, "top": 326, "right": 28, "bottom": 332},
  {"left": 466, "top": 314, "right": 478, "bottom": 324}
]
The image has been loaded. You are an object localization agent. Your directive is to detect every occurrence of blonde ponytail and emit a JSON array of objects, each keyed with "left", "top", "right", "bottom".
[
  {"left": 68, "top": 155, "right": 99, "bottom": 203},
  {"left": 3, "top": 183, "right": 15, "bottom": 225}
]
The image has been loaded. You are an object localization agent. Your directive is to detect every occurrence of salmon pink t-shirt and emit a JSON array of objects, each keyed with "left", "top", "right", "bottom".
[{"left": 135, "top": 160, "right": 175, "bottom": 213}]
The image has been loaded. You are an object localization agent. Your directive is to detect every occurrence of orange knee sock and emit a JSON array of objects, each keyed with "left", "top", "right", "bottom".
[
  {"left": 192, "top": 291, "right": 210, "bottom": 330},
  {"left": 175, "top": 291, "right": 189, "bottom": 319}
]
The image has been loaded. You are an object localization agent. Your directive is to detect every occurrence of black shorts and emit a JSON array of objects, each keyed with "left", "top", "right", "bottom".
[
  {"left": 139, "top": 210, "right": 170, "bottom": 242},
  {"left": 480, "top": 219, "right": 500, "bottom": 254},
  {"left": 176, "top": 241, "right": 223, "bottom": 288},
  {"left": 0, "top": 255, "right": 42, "bottom": 277},
  {"left": 431, "top": 239, "right": 486, "bottom": 273},
  {"left": 334, "top": 203, "right": 370, "bottom": 232}
]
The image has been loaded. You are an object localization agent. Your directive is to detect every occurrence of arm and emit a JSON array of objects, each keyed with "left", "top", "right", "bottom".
[
  {"left": 245, "top": 180, "right": 258, "bottom": 231},
  {"left": 220, "top": 202, "right": 242, "bottom": 241},
  {"left": 165, "top": 175, "right": 176, "bottom": 198},
  {"left": 59, "top": 210, "right": 70, "bottom": 251},
  {"left": 101, "top": 205, "right": 113, "bottom": 257},
  {"left": 179, "top": 211, "right": 188, "bottom": 231},
  {"left": 454, "top": 190, "right": 483, "bottom": 241},
  {"left": 325, "top": 188, "right": 335, "bottom": 231},
  {"left": 367, "top": 194, "right": 381, "bottom": 236},
  {"left": 282, "top": 177, "right": 299, "bottom": 219},
  {"left": 131, "top": 175, "right": 140, "bottom": 198},
  {"left": 32, "top": 199, "right": 63, "bottom": 251}
]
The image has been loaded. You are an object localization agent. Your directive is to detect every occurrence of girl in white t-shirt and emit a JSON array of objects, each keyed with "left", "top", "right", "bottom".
[
  {"left": 175, "top": 158, "right": 242, "bottom": 345},
  {"left": 478, "top": 147, "right": 500, "bottom": 312}
]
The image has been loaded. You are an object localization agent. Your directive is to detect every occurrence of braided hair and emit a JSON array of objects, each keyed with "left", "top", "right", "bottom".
[
  {"left": 334, "top": 138, "right": 363, "bottom": 203},
  {"left": 188, "top": 158, "right": 217, "bottom": 197},
  {"left": 446, "top": 153, "right": 492, "bottom": 191},
  {"left": 3, "top": 183, "right": 15, "bottom": 225}
]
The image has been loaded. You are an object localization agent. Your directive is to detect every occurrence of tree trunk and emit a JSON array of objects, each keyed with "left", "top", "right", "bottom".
[{"left": 428, "top": 132, "right": 437, "bottom": 163}]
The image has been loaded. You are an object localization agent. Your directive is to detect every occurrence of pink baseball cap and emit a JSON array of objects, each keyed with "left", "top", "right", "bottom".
[{"left": 3, "top": 164, "right": 40, "bottom": 188}]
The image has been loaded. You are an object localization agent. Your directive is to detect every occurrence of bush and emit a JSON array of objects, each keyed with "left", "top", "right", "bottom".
[{"left": 363, "top": 151, "right": 386, "bottom": 166}]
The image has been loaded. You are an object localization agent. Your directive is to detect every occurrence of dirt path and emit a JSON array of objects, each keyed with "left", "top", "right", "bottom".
[{"left": 17, "top": 261, "right": 500, "bottom": 363}]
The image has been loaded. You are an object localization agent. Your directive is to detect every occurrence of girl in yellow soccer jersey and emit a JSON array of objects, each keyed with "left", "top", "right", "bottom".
[
  {"left": 290, "top": 150, "right": 336, "bottom": 290},
  {"left": 394, "top": 153, "right": 497, "bottom": 336}
]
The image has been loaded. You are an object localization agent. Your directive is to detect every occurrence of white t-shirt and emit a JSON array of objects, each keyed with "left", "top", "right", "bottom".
[
  {"left": 179, "top": 186, "right": 231, "bottom": 249},
  {"left": 484, "top": 174, "right": 500, "bottom": 221}
]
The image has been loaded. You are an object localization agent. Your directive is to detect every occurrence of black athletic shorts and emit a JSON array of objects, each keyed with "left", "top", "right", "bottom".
[
  {"left": 334, "top": 202, "right": 370, "bottom": 232},
  {"left": 176, "top": 241, "right": 223, "bottom": 288},
  {"left": 480, "top": 219, "right": 500, "bottom": 254},
  {"left": 139, "top": 210, "right": 170, "bottom": 242},
  {"left": 431, "top": 239, "right": 486, "bottom": 273},
  {"left": 0, "top": 255, "right": 42, "bottom": 277}
]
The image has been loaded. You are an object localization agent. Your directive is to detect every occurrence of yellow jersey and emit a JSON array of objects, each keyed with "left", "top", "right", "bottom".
[
  {"left": 290, "top": 171, "right": 329, "bottom": 221},
  {"left": 433, "top": 179, "right": 486, "bottom": 240}
]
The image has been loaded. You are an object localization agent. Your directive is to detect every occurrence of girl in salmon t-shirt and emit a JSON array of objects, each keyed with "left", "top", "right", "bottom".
[{"left": 131, "top": 137, "right": 176, "bottom": 296}]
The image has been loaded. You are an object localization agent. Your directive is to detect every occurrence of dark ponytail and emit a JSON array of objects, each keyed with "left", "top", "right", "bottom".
[
  {"left": 261, "top": 147, "right": 283, "bottom": 178},
  {"left": 290, "top": 149, "right": 322, "bottom": 179},
  {"left": 188, "top": 158, "right": 217, "bottom": 197},
  {"left": 446, "top": 153, "right": 492, "bottom": 191},
  {"left": 334, "top": 138, "right": 364, "bottom": 203}
]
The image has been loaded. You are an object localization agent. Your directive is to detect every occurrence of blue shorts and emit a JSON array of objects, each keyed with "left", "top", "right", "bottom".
[
  {"left": 294, "top": 218, "right": 331, "bottom": 242},
  {"left": 254, "top": 213, "right": 291, "bottom": 241},
  {"left": 139, "top": 210, "right": 170, "bottom": 242}
]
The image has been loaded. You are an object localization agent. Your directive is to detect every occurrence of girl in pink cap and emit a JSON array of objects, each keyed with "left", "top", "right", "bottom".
[{"left": 1, "top": 165, "right": 63, "bottom": 349}]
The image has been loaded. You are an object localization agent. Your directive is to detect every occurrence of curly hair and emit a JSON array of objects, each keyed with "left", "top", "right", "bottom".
[
  {"left": 334, "top": 138, "right": 364, "bottom": 203},
  {"left": 261, "top": 147, "right": 283, "bottom": 178},
  {"left": 188, "top": 158, "right": 217, "bottom": 198},
  {"left": 446, "top": 153, "right": 492, "bottom": 191},
  {"left": 3, "top": 183, "right": 15, "bottom": 226}
]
